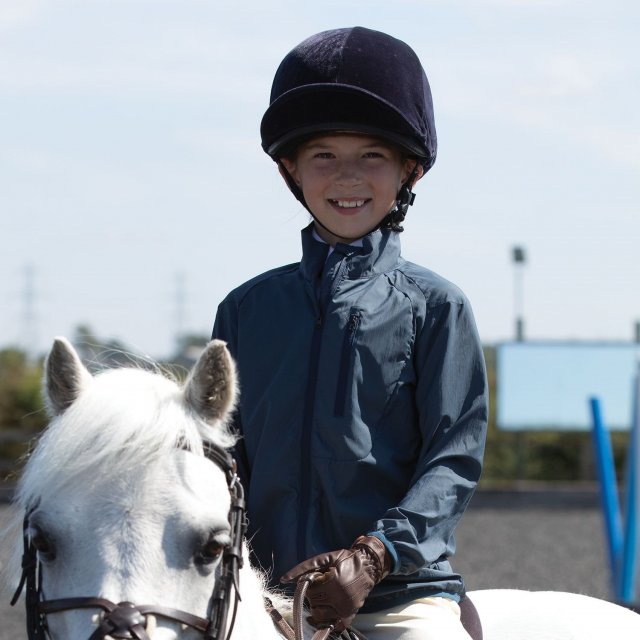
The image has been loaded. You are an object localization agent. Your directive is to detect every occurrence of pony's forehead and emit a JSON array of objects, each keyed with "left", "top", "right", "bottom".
[
  {"left": 62, "top": 370, "right": 182, "bottom": 431},
  {"left": 169, "top": 449, "right": 232, "bottom": 511},
  {"left": 76, "top": 367, "right": 185, "bottom": 415},
  {"left": 32, "top": 449, "right": 230, "bottom": 515}
]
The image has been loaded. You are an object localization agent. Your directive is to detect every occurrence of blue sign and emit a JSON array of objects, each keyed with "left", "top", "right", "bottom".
[{"left": 497, "top": 341, "right": 640, "bottom": 431}]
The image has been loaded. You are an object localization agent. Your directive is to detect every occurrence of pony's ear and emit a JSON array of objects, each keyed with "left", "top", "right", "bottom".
[
  {"left": 184, "top": 340, "right": 238, "bottom": 425},
  {"left": 44, "top": 337, "right": 93, "bottom": 416}
]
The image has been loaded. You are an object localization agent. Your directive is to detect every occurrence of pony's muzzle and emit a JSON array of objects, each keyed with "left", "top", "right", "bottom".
[{"left": 99, "top": 601, "right": 149, "bottom": 639}]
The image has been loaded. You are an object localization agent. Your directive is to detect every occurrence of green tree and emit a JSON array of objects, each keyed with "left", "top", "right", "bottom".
[
  {"left": 0, "top": 348, "right": 45, "bottom": 430},
  {"left": 0, "top": 347, "right": 46, "bottom": 468}
]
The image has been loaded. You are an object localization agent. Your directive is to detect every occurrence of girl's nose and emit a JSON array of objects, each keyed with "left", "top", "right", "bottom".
[{"left": 335, "top": 160, "right": 361, "bottom": 185}]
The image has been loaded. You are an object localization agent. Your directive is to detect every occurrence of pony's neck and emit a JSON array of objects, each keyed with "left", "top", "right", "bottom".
[{"left": 233, "top": 546, "right": 289, "bottom": 640}]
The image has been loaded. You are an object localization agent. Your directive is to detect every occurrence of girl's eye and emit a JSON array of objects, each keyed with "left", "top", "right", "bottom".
[
  {"left": 363, "top": 151, "right": 384, "bottom": 159},
  {"left": 313, "top": 152, "right": 334, "bottom": 159}
]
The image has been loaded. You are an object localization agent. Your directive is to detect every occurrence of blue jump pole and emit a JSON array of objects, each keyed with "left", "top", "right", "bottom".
[
  {"left": 619, "top": 368, "right": 639, "bottom": 602},
  {"left": 589, "top": 396, "right": 624, "bottom": 598}
]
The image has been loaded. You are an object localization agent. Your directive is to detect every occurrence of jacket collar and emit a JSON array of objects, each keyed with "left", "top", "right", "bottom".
[{"left": 299, "top": 223, "right": 401, "bottom": 282}]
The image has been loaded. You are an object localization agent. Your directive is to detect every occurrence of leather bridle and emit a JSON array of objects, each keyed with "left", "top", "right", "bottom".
[{"left": 11, "top": 443, "right": 247, "bottom": 640}]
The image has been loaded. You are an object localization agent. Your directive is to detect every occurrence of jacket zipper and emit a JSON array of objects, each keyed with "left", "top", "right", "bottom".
[
  {"left": 328, "top": 258, "right": 349, "bottom": 301},
  {"left": 298, "top": 253, "right": 353, "bottom": 560},
  {"left": 297, "top": 312, "right": 323, "bottom": 561},
  {"left": 334, "top": 310, "right": 361, "bottom": 416}
]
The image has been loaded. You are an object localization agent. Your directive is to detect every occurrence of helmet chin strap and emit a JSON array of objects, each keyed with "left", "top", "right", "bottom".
[
  {"left": 380, "top": 164, "right": 420, "bottom": 232},
  {"left": 278, "top": 161, "right": 420, "bottom": 242}
]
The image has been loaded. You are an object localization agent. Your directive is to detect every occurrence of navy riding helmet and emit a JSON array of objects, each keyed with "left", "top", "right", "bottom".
[{"left": 260, "top": 26, "right": 437, "bottom": 171}]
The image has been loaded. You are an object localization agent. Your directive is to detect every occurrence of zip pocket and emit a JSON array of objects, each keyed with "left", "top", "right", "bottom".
[{"left": 334, "top": 310, "right": 362, "bottom": 416}]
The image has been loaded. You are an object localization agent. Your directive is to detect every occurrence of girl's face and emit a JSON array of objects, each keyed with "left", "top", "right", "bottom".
[{"left": 280, "top": 134, "right": 421, "bottom": 246}]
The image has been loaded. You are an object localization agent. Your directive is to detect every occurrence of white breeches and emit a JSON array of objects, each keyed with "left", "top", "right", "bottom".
[{"left": 352, "top": 597, "right": 473, "bottom": 640}]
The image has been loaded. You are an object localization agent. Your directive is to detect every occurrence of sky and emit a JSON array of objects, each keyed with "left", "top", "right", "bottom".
[{"left": 1, "top": 0, "right": 639, "bottom": 360}]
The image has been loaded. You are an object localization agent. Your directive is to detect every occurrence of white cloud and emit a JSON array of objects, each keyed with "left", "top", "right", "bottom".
[
  {"left": 580, "top": 125, "right": 640, "bottom": 169},
  {"left": 0, "top": 0, "right": 44, "bottom": 30},
  {"left": 519, "top": 54, "right": 600, "bottom": 98},
  {"left": 0, "top": 0, "right": 287, "bottom": 97},
  {"left": 475, "top": 0, "right": 572, "bottom": 6}
]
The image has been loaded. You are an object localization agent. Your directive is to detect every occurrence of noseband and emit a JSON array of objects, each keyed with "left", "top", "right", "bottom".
[{"left": 11, "top": 443, "right": 247, "bottom": 640}]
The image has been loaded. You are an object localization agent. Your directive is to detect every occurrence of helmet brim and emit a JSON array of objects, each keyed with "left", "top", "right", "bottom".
[{"left": 261, "top": 84, "right": 434, "bottom": 167}]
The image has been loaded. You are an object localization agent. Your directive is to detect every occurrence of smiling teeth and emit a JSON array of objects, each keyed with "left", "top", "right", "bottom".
[{"left": 335, "top": 200, "right": 365, "bottom": 208}]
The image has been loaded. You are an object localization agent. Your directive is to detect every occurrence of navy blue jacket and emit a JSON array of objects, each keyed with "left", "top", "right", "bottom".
[{"left": 212, "top": 224, "right": 487, "bottom": 609}]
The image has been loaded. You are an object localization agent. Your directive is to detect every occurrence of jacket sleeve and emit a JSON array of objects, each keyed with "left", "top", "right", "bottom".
[
  {"left": 211, "top": 298, "right": 252, "bottom": 496},
  {"left": 370, "top": 298, "right": 488, "bottom": 575}
]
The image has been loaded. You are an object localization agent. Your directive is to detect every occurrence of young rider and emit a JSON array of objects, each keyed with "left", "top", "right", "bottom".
[{"left": 212, "top": 26, "right": 487, "bottom": 640}]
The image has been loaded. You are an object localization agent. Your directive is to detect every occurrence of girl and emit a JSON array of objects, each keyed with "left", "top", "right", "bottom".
[{"left": 212, "top": 26, "right": 487, "bottom": 640}]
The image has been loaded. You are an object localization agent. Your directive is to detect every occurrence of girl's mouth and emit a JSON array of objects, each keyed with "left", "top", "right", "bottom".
[{"left": 329, "top": 199, "right": 369, "bottom": 212}]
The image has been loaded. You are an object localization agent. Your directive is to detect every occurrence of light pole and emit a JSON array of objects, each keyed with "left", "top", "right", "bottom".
[{"left": 512, "top": 246, "right": 526, "bottom": 342}]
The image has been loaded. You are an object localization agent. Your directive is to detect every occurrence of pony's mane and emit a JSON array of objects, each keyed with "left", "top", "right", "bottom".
[{"left": 15, "top": 364, "right": 237, "bottom": 512}]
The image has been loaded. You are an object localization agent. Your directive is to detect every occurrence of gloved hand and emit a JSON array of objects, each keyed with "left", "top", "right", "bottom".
[{"left": 280, "top": 535, "right": 391, "bottom": 631}]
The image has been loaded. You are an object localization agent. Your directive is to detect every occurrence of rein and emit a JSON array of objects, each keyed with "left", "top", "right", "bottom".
[
  {"left": 266, "top": 577, "right": 368, "bottom": 640},
  {"left": 11, "top": 442, "right": 247, "bottom": 640}
]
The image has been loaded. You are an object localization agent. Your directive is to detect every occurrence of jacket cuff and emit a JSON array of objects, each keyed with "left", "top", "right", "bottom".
[
  {"left": 353, "top": 535, "right": 391, "bottom": 582},
  {"left": 363, "top": 531, "right": 398, "bottom": 576}
]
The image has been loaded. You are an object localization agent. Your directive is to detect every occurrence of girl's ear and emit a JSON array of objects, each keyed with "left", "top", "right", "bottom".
[
  {"left": 402, "top": 160, "right": 424, "bottom": 187},
  {"left": 279, "top": 157, "right": 300, "bottom": 187}
]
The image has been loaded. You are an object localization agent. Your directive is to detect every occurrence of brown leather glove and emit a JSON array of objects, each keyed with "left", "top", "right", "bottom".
[{"left": 280, "top": 535, "right": 391, "bottom": 631}]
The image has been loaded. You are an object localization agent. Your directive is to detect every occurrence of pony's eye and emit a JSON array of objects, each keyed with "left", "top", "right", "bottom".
[
  {"left": 195, "top": 538, "right": 226, "bottom": 566},
  {"left": 30, "top": 526, "right": 56, "bottom": 561}
]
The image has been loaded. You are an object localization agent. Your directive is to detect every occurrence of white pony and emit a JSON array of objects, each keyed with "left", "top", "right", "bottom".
[{"left": 3, "top": 337, "right": 640, "bottom": 640}]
